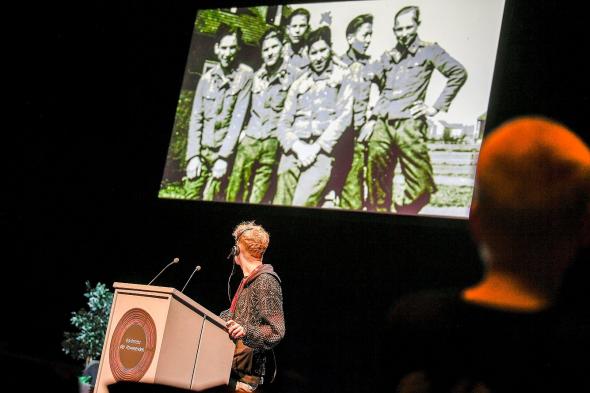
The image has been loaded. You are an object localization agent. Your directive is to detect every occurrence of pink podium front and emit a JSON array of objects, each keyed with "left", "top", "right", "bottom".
[{"left": 94, "top": 282, "right": 235, "bottom": 393}]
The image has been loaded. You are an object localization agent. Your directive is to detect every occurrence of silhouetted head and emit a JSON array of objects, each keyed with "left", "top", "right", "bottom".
[{"left": 471, "top": 116, "right": 590, "bottom": 277}]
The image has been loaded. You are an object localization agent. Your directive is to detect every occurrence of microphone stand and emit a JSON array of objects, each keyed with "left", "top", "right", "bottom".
[
  {"left": 181, "top": 266, "right": 202, "bottom": 293},
  {"left": 148, "top": 258, "right": 179, "bottom": 285}
]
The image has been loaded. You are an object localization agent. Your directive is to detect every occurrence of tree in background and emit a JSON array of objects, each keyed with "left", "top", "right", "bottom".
[{"left": 62, "top": 282, "right": 113, "bottom": 371}]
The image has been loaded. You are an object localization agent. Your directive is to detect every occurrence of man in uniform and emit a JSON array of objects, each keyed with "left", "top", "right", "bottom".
[
  {"left": 367, "top": 6, "right": 467, "bottom": 214},
  {"left": 273, "top": 26, "right": 353, "bottom": 207},
  {"left": 282, "top": 8, "right": 311, "bottom": 70},
  {"left": 185, "top": 24, "right": 253, "bottom": 201},
  {"left": 226, "top": 27, "right": 302, "bottom": 204},
  {"left": 339, "top": 14, "right": 379, "bottom": 210}
]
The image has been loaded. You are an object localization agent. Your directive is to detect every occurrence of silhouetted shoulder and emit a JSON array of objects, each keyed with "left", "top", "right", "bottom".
[{"left": 389, "top": 288, "right": 461, "bottom": 327}]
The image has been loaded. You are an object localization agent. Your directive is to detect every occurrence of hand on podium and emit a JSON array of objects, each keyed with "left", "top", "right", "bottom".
[{"left": 226, "top": 320, "right": 245, "bottom": 340}]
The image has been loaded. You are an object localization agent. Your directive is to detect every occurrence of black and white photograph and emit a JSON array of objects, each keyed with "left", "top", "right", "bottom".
[{"left": 159, "top": 0, "right": 505, "bottom": 219}]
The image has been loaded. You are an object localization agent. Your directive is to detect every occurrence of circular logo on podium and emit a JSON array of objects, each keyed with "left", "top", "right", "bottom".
[{"left": 109, "top": 308, "right": 157, "bottom": 381}]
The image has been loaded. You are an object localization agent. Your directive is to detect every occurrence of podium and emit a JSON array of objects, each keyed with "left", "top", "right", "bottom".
[{"left": 94, "top": 282, "right": 235, "bottom": 393}]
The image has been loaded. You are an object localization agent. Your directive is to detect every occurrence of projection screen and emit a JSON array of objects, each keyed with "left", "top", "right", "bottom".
[{"left": 159, "top": 0, "right": 506, "bottom": 219}]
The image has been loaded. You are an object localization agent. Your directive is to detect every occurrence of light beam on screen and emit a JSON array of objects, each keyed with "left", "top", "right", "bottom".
[{"left": 158, "top": 0, "right": 506, "bottom": 220}]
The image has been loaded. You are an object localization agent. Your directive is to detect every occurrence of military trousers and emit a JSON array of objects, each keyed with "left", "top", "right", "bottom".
[
  {"left": 226, "top": 136, "right": 279, "bottom": 204},
  {"left": 367, "top": 117, "right": 436, "bottom": 212},
  {"left": 339, "top": 134, "right": 367, "bottom": 210},
  {"left": 273, "top": 152, "right": 333, "bottom": 207},
  {"left": 183, "top": 148, "right": 225, "bottom": 201}
]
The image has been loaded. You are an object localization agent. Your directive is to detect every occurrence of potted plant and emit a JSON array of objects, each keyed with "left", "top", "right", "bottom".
[{"left": 62, "top": 281, "right": 113, "bottom": 393}]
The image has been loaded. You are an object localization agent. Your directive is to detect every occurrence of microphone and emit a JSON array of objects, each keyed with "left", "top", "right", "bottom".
[
  {"left": 148, "top": 257, "right": 180, "bottom": 285},
  {"left": 181, "top": 265, "right": 202, "bottom": 293}
]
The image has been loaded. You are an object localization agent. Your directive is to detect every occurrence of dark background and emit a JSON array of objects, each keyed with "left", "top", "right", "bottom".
[{"left": 4, "top": 0, "right": 589, "bottom": 392}]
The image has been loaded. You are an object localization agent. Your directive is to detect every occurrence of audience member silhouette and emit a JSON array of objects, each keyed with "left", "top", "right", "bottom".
[{"left": 388, "top": 116, "right": 590, "bottom": 393}]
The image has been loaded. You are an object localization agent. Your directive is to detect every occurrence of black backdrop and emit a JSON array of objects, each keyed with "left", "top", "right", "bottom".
[{"left": 4, "top": 0, "right": 590, "bottom": 392}]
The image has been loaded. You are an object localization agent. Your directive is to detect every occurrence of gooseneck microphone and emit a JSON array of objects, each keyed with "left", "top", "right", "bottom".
[
  {"left": 148, "top": 257, "right": 180, "bottom": 285},
  {"left": 181, "top": 265, "right": 202, "bottom": 293}
]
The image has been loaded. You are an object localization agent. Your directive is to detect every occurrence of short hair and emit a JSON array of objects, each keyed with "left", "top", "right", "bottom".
[
  {"left": 475, "top": 116, "right": 590, "bottom": 241},
  {"left": 214, "top": 23, "right": 243, "bottom": 47},
  {"left": 286, "top": 8, "right": 310, "bottom": 25},
  {"left": 395, "top": 6, "right": 420, "bottom": 24},
  {"left": 346, "top": 14, "right": 373, "bottom": 37},
  {"left": 233, "top": 221, "right": 270, "bottom": 260},
  {"left": 308, "top": 25, "right": 332, "bottom": 48},
  {"left": 259, "top": 26, "right": 285, "bottom": 48}
]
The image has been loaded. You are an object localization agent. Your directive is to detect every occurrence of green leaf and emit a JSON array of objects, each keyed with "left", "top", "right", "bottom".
[{"left": 62, "top": 282, "right": 114, "bottom": 362}]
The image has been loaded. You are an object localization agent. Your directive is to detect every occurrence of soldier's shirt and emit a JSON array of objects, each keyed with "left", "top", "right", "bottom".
[
  {"left": 186, "top": 63, "right": 253, "bottom": 161},
  {"left": 373, "top": 36, "right": 467, "bottom": 120},
  {"left": 243, "top": 61, "right": 303, "bottom": 140},
  {"left": 340, "top": 47, "right": 381, "bottom": 130},
  {"left": 278, "top": 60, "right": 353, "bottom": 155},
  {"left": 282, "top": 41, "right": 310, "bottom": 70}
]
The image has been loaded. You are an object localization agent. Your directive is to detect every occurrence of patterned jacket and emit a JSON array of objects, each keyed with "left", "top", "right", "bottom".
[{"left": 220, "top": 264, "right": 285, "bottom": 380}]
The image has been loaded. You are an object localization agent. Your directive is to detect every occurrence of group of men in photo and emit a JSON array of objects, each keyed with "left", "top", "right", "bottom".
[{"left": 184, "top": 5, "right": 467, "bottom": 214}]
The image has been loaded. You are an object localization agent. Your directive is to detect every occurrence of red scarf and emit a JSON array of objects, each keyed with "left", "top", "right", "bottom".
[{"left": 229, "top": 264, "right": 264, "bottom": 315}]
